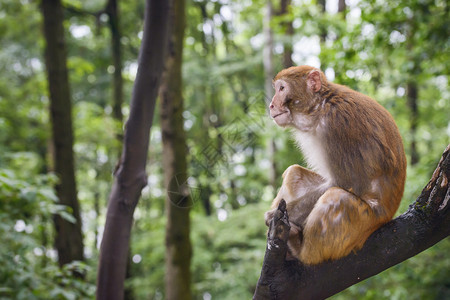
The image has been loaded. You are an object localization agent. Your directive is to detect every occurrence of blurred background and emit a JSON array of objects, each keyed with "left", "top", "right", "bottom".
[{"left": 0, "top": 0, "right": 448, "bottom": 299}]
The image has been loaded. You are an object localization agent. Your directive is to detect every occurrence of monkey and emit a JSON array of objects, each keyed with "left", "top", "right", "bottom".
[{"left": 264, "top": 65, "right": 406, "bottom": 265}]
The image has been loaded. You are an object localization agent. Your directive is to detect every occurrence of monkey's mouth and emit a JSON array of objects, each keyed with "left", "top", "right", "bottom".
[{"left": 272, "top": 111, "right": 288, "bottom": 119}]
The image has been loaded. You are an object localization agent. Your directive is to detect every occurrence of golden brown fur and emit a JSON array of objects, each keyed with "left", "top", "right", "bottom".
[{"left": 266, "top": 66, "right": 406, "bottom": 265}]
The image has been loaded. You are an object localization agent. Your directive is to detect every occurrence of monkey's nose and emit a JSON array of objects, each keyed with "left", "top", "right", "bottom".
[{"left": 269, "top": 104, "right": 274, "bottom": 109}]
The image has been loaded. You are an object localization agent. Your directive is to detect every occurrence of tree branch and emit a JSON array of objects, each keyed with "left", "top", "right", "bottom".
[
  {"left": 254, "top": 144, "right": 450, "bottom": 300},
  {"left": 63, "top": 3, "right": 104, "bottom": 18}
]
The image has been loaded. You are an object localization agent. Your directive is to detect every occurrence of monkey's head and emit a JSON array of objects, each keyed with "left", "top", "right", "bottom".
[{"left": 269, "top": 66, "right": 327, "bottom": 128}]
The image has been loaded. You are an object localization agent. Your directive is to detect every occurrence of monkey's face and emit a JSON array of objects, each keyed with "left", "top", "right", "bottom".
[
  {"left": 269, "top": 79, "right": 293, "bottom": 127},
  {"left": 270, "top": 77, "right": 321, "bottom": 131}
]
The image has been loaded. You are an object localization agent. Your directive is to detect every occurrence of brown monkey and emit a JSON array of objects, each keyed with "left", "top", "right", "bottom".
[{"left": 265, "top": 66, "right": 406, "bottom": 265}]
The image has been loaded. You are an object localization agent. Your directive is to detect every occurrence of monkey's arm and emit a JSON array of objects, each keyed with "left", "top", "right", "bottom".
[{"left": 254, "top": 145, "right": 450, "bottom": 300}]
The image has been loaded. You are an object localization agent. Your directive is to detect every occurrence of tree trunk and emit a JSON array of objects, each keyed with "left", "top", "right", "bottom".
[
  {"left": 263, "top": 0, "right": 279, "bottom": 190},
  {"left": 106, "top": 0, "right": 124, "bottom": 138},
  {"left": 338, "top": 0, "right": 346, "bottom": 13},
  {"left": 263, "top": 0, "right": 274, "bottom": 104},
  {"left": 318, "top": 0, "right": 346, "bottom": 70},
  {"left": 41, "top": 0, "right": 84, "bottom": 267},
  {"left": 407, "top": 82, "right": 419, "bottom": 165},
  {"left": 280, "top": 0, "right": 293, "bottom": 68},
  {"left": 96, "top": 1, "right": 171, "bottom": 299},
  {"left": 318, "top": 0, "right": 327, "bottom": 48},
  {"left": 254, "top": 145, "right": 450, "bottom": 300},
  {"left": 201, "top": 185, "right": 212, "bottom": 216},
  {"left": 159, "top": 0, "right": 192, "bottom": 299},
  {"left": 105, "top": 2, "right": 136, "bottom": 298},
  {"left": 405, "top": 18, "right": 420, "bottom": 166}
]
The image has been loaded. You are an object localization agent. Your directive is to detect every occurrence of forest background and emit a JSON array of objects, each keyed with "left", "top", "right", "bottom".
[{"left": 0, "top": 0, "right": 449, "bottom": 299}]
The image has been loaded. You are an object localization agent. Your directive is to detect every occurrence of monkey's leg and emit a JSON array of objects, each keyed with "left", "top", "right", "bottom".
[
  {"left": 265, "top": 164, "right": 326, "bottom": 226},
  {"left": 297, "top": 187, "right": 383, "bottom": 265}
]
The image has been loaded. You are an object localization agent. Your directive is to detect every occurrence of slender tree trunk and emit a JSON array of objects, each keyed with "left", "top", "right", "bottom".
[
  {"left": 263, "top": 0, "right": 278, "bottom": 189},
  {"left": 263, "top": 0, "right": 274, "bottom": 105},
  {"left": 201, "top": 185, "right": 212, "bottom": 216},
  {"left": 318, "top": 0, "right": 346, "bottom": 70},
  {"left": 159, "top": 0, "right": 192, "bottom": 299},
  {"left": 338, "top": 0, "right": 346, "bottom": 13},
  {"left": 269, "top": 139, "right": 278, "bottom": 188},
  {"left": 280, "top": 0, "right": 293, "bottom": 68},
  {"left": 105, "top": 2, "right": 135, "bottom": 297},
  {"left": 96, "top": 1, "right": 171, "bottom": 299},
  {"left": 63, "top": 0, "right": 124, "bottom": 135},
  {"left": 274, "top": 0, "right": 294, "bottom": 191},
  {"left": 406, "top": 81, "right": 419, "bottom": 165},
  {"left": 106, "top": 0, "right": 124, "bottom": 137},
  {"left": 317, "top": 0, "right": 326, "bottom": 12},
  {"left": 41, "top": 0, "right": 84, "bottom": 267},
  {"left": 318, "top": 0, "right": 327, "bottom": 45},
  {"left": 405, "top": 20, "right": 420, "bottom": 165},
  {"left": 94, "top": 171, "right": 100, "bottom": 252}
]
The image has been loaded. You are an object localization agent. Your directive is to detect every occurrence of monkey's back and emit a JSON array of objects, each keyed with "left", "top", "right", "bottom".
[{"left": 320, "top": 82, "right": 406, "bottom": 217}]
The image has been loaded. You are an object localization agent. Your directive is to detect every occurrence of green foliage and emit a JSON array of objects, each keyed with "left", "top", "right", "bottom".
[
  {"left": 128, "top": 202, "right": 268, "bottom": 300},
  {"left": 190, "top": 202, "right": 267, "bottom": 299},
  {"left": 0, "top": 168, "right": 95, "bottom": 300},
  {"left": 0, "top": 0, "right": 448, "bottom": 298}
]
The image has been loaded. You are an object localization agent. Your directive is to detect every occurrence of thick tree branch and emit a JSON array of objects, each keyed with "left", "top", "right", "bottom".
[{"left": 254, "top": 144, "right": 450, "bottom": 300}]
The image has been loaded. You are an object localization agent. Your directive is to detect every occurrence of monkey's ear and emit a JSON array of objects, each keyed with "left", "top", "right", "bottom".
[{"left": 307, "top": 70, "right": 322, "bottom": 93}]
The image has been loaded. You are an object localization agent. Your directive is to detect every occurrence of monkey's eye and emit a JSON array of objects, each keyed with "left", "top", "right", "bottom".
[{"left": 279, "top": 86, "right": 284, "bottom": 91}]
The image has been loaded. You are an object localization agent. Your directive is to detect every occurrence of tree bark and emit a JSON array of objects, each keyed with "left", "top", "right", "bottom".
[
  {"left": 41, "top": 0, "right": 84, "bottom": 267},
  {"left": 254, "top": 144, "right": 450, "bottom": 300},
  {"left": 280, "top": 0, "right": 294, "bottom": 68},
  {"left": 405, "top": 17, "right": 420, "bottom": 166},
  {"left": 106, "top": 0, "right": 124, "bottom": 135},
  {"left": 263, "top": 0, "right": 279, "bottom": 190},
  {"left": 159, "top": 0, "right": 192, "bottom": 299},
  {"left": 96, "top": 1, "right": 171, "bottom": 299},
  {"left": 263, "top": 0, "right": 274, "bottom": 105},
  {"left": 338, "top": 0, "right": 346, "bottom": 14},
  {"left": 318, "top": 0, "right": 327, "bottom": 49},
  {"left": 406, "top": 81, "right": 419, "bottom": 165},
  {"left": 104, "top": 2, "right": 135, "bottom": 298}
]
